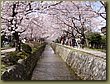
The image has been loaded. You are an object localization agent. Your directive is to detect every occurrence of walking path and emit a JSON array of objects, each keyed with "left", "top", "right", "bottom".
[{"left": 31, "top": 45, "right": 80, "bottom": 80}]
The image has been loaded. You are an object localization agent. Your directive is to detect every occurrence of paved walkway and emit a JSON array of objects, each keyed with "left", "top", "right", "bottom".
[{"left": 31, "top": 45, "right": 80, "bottom": 80}]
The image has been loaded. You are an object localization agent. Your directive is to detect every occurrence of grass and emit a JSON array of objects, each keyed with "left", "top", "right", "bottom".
[
  {"left": 84, "top": 47, "right": 106, "bottom": 53},
  {"left": 56, "top": 43, "right": 106, "bottom": 53},
  {"left": 54, "top": 43, "right": 106, "bottom": 59},
  {"left": 1, "top": 63, "right": 8, "bottom": 74}
]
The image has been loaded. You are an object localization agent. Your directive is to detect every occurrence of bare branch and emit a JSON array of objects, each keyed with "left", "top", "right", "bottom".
[
  {"left": 1, "top": 17, "right": 9, "bottom": 22},
  {"left": 48, "top": 1, "right": 63, "bottom": 7}
]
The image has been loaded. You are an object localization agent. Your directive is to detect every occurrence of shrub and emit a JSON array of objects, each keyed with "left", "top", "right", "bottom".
[
  {"left": 101, "top": 35, "right": 106, "bottom": 49},
  {"left": 87, "top": 32, "right": 102, "bottom": 48},
  {"left": 1, "top": 64, "right": 7, "bottom": 74},
  {"left": 21, "top": 43, "right": 32, "bottom": 54},
  {"left": 17, "top": 51, "right": 29, "bottom": 59},
  {"left": 2, "top": 52, "right": 20, "bottom": 65},
  {"left": 2, "top": 50, "right": 31, "bottom": 66}
]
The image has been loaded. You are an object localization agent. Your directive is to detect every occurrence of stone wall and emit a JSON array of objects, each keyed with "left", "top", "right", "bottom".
[
  {"left": 51, "top": 43, "right": 106, "bottom": 80},
  {"left": 1, "top": 44, "right": 46, "bottom": 80}
]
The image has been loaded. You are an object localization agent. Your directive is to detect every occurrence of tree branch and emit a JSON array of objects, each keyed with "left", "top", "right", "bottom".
[{"left": 1, "top": 17, "right": 9, "bottom": 22}]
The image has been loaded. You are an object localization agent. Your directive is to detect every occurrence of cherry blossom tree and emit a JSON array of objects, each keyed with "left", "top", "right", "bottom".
[
  {"left": 1, "top": 1, "right": 106, "bottom": 48},
  {"left": 46, "top": 1, "right": 106, "bottom": 46},
  {"left": 1, "top": 1, "right": 35, "bottom": 51}
]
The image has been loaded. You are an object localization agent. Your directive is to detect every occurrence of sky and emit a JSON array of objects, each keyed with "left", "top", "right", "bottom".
[{"left": 91, "top": 1, "right": 106, "bottom": 28}]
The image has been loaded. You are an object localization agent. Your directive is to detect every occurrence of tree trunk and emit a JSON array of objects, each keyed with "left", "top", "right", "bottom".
[
  {"left": 81, "top": 33, "right": 88, "bottom": 47},
  {"left": 13, "top": 31, "right": 21, "bottom": 52},
  {"left": 15, "top": 40, "right": 21, "bottom": 51}
]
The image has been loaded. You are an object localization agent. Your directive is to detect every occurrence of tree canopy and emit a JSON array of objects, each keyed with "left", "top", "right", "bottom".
[{"left": 1, "top": 1, "right": 106, "bottom": 42}]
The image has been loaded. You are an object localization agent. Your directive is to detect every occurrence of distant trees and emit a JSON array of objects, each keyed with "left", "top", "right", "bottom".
[
  {"left": 86, "top": 32, "right": 106, "bottom": 49},
  {"left": 101, "top": 35, "right": 106, "bottom": 49}
]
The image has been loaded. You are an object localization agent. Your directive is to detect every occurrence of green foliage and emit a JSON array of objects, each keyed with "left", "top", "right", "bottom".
[
  {"left": 31, "top": 44, "right": 44, "bottom": 53},
  {"left": 2, "top": 43, "right": 45, "bottom": 66},
  {"left": 101, "top": 35, "right": 106, "bottom": 49},
  {"left": 1, "top": 64, "right": 7, "bottom": 74},
  {"left": 21, "top": 43, "right": 32, "bottom": 54},
  {"left": 1, "top": 42, "right": 46, "bottom": 76},
  {"left": 101, "top": 35, "right": 106, "bottom": 44},
  {"left": 31, "top": 42, "right": 44, "bottom": 48},
  {"left": 1, "top": 35, "right": 6, "bottom": 47},
  {"left": 9, "top": 51, "right": 22, "bottom": 64},
  {"left": 87, "top": 32, "right": 106, "bottom": 49},
  {"left": 16, "top": 51, "right": 29, "bottom": 59},
  {"left": 2, "top": 50, "right": 30, "bottom": 66},
  {"left": 32, "top": 48, "right": 38, "bottom": 53},
  {"left": 87, "top": 32, "right": 101, "bottom": 43},
  {"left": 5, "top": 51, "right": 20, "bottom": 65}
]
